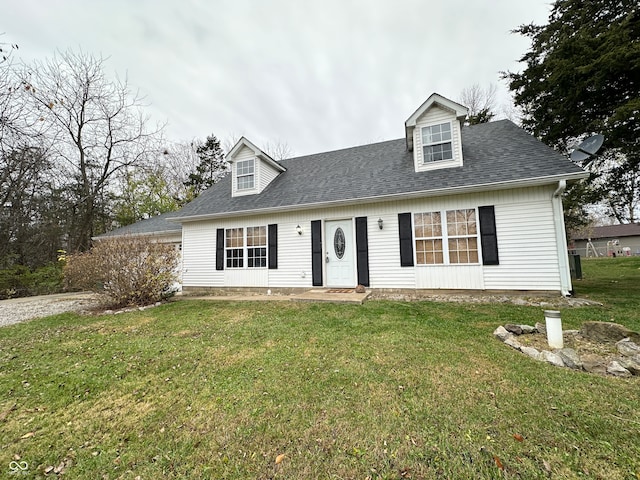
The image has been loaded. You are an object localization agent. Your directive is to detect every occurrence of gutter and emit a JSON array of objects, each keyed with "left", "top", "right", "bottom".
[{"left": 92, "top": 230, "right": 181, "bottom": 241}]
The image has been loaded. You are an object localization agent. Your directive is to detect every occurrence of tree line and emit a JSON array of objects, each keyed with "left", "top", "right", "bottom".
[{"left": 1, "top": 46, "right": 226, "bottom": 272}]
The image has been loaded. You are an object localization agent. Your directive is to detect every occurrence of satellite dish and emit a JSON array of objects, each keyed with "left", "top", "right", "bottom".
[{"left": 570, "top": 134, "right": 604, "bottom": 162}]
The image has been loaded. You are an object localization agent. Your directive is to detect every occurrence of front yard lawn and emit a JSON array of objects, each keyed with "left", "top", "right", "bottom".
[{"left": 1, "top": 258, "right": 639, "bottom": 479}]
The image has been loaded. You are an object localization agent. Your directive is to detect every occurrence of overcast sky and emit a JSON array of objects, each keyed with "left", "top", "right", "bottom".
[{"left": 3, "top": 0, "right": 551, "bottom": 157}]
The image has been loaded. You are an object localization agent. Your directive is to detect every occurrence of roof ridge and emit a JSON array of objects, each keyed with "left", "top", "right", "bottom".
[{"left": 283, "top": 137, "right": 405, "bottom": 163}]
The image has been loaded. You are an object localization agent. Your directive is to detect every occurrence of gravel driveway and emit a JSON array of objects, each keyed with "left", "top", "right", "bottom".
[{"left": 0, "top": 292, "right": 99, "bottom": 327}]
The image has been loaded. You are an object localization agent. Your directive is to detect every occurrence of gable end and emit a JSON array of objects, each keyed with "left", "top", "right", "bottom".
[{"left": 227, "top": 137, "right": 286, "bottom": 197}]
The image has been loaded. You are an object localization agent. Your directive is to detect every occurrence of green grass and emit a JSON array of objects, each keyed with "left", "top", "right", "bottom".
[{"left": 1, "top": 258, "right": 639, "bottom": 479}]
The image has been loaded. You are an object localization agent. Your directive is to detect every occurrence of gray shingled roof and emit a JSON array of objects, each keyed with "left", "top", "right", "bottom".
[
  {"left": 171, "top": 120, "right": 586, "bottom": 221},
  {"left": 97, "top": 211, "right": 181, "bottom": 238},
  {"left": 572, "top": 223, "right": 640, "bottom": 240}
]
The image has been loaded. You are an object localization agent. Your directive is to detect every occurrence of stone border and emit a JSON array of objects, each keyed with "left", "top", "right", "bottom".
[{"left": 493, "top": 324, "right": 640, "bottom": 378}]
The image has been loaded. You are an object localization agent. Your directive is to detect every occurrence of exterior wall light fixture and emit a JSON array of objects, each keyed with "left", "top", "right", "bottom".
[
  {"left": 378, "top": 218, "right": 384, "bottom": 230},
  {"left": 296, "top": 225, "right": 303, "bottom": 235}
]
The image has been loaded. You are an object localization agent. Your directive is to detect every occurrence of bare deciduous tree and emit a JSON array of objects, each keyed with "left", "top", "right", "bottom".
[
  {"left": 262, "top": 139, "right": 293, "bottom": 161},
  {"left": 21, "top": 50, "right": 164, "bottom": 251},
  {"left": 460, "top": 83, "right": 497, "bottom": 125},
  {"left": 0, "top": 38, "right": 42, "bottom": 155}
]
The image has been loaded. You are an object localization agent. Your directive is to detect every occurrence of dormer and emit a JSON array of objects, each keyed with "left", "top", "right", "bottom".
[
  {"left": 405, "top": 93, "right": 468, "bottom": 173},
  {"left": 227, "top": 137, "right": 286, "bottom": 197}
]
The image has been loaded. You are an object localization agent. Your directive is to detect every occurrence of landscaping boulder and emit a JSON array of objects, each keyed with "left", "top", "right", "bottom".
[
  {"left": 355, "top": 284, "right": 366, "bottom": 293},
  {"left": 581, "top": 354, "right": 607, "bottom": 375},
  {"left": 616, "top": 338, "right": 640, "bottom": 357},
  {"left": 580, "top": 321, "right": 640, "bottom": 343},
  {"left": 520, "top": 346, "right": 541, "bottom": 360},
  {"left": 504, "top": 336, "right": 522, "bottom": 350},
  {"left": 540, "top": 350, "right": 565, "bottom": 367},
  {"left": 607, "top": 361, "right": 632, "bottom": 378},
  {"left": 493, "top": 326, "right": 511, "bottom": 342},
  {"left": 617, "top": 355, "right": 640, "bottom": 375},
  {"left": 505, "top": 324, "right": 523, "bottom": 335},
  {"left": 504, "top": 324, "right": 537, "bottom": 335},
  {"left": 556, "top": 348, "right": 582, "bottom": 370}
]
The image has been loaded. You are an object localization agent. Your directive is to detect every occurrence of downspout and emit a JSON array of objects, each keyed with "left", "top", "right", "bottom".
[
  {"left": 552, "top": 180, "right": 572, "bottom": 296},
  {"left": 553, "top": 180, "right": 567, "bottom": 199}
]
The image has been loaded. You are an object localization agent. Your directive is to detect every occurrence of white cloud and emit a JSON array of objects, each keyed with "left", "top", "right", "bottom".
[{"left": 2, "top": 0, "right": 551, "bottom": 156}]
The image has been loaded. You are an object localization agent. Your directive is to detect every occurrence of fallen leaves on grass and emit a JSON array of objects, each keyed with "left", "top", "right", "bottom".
[
  {"left": 399, "top": 466, "right": 411, "bottom": 477},
  {"left": 44, "top": 457, "right": 73, "bottom": 475},
  {"left": 20, "top": 431, "right": 35, "bottom": 439},
  {"left": 0, "top": 403, "right": 17, "bottom": 422},
  {"left": 513, "top": 433, "right": 524, "bottom": 442},
  {"left": 275, "top": 453, "right": 286, "bottom": 464}
]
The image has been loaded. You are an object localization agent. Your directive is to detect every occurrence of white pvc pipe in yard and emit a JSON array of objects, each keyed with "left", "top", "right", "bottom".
[{"left": 544, "top": 310, "right": 563, "bottom": 349}]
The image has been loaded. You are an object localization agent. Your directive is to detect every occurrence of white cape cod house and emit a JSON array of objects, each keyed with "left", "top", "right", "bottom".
[
  {"left": 171, "top": 93, "right": 588, "bottom": 295},
  {"left": 104, "top": 93, "right": 588, "bottom": 296}
]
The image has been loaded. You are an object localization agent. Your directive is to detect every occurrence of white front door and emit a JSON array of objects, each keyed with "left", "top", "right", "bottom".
[{"left": 325, "top": 219, "right": 355, "bottom": 288}]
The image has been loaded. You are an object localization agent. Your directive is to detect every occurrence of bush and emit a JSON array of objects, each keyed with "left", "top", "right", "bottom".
[
  {"left": 64, "top": 236, "right": 179, "bottom": 308},
  {"left": 0, "top": 263, "right": 64, "bottom": 299}
]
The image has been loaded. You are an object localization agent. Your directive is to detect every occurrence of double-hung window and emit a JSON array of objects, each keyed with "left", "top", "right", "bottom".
[
  {"left": 236, "top": 159, "right": 255, "bottom": 190},
  {"left": 414, "top": 209, "right": 479, "bottom": 265},
  {"left": 225, "top": 226, "right": 267, "bottom": 268},
  {"left": 225, "top": 228, "right": 244, "bottom": 268},
  {"left": 422, "top": 122, "right": 453, "bottom": 163},
  {"left": 414, "top": 212, "right": 443, "bottom": 264},
  {"left": 246, "top": 226, "right": 267, "bottom": 267},
  {"left": 446, "top": 209, "right": 479, "bottom": 264}
]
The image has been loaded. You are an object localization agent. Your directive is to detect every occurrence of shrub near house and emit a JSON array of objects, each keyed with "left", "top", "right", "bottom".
[{"left": 64, "top": 236, "right": 178, "bottom": 308}]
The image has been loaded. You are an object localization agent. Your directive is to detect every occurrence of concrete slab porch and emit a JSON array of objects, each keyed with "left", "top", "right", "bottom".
[
  {"left": 291, "top": 289, "right": 371, "bottom": 305},
  {"left": 178, "top": 288, "right": 371, "bottom": 305}
]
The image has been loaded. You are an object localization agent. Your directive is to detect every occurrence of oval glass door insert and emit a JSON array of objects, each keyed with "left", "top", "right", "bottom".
[{"left": 334, "top": 227, "right": 346, "bottom": 259}]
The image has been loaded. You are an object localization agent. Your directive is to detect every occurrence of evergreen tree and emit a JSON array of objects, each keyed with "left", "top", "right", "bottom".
[
  {"left": 504, "top": 0, "right": 639, "bottom": 224},
  {"left": 184, "top": 134, "right": 228, "bottom": 198}
]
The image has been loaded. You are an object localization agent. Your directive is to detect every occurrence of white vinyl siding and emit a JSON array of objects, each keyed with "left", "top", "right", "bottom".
[
  {"left": 182, "top": 221, "right": 222, "bottom": 287},
  {"left": 415, "top": 265, "right": 484, "bottom": 289},
  {"left": 260, "top": 162, "right": 281, "bottom": 192},
  {"left": 482, "top": 199, "right": 561, "bottom": 290},
  {"left": 267, "top": 221, "right": 313, "bottom": 287},
  {"left": 367, "top": 212, "right": 416, "bottom": 288},
  {"left": 180, "top": 185, "right": 566, "bottom": 292}
]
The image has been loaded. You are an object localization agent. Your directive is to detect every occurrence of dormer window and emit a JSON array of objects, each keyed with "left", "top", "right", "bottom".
[
  {"left": 227, "top": 137, "right": 286, "bottom": 197},
  {"left": 236, "top": 159, "right": 255, "bottom": 190},
  {"left": 422, "top": 122, "right": 453, "bottom": 163},
  {"left": 405, "top": 93, "right": 468, "bottom": 173}
]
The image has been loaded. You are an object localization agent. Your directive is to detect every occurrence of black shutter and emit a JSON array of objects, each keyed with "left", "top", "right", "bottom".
[
  {"left": 216, "top": 228, "right": 225, "bottom": 270},
  {"left": 398, "top": 213, "right": 414, "bottom": 267},
  {"left": 478, "top": 206, "right": 499, "bottom": 265},
  {"left": 268, "top": 224, "right": 278, "bottom": 269},
  {"left": 311, "top": 220, "right": 323, "bottom": 286},
  {"left": 355, "top": 217, "right": 370, "bottom": 287}
]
